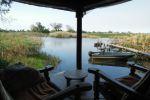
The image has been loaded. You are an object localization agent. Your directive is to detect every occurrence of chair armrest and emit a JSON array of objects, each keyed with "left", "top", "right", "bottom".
[
  {"left": 127, "top": 62, "right": 148, "bottom": 72},
  {"left": 88, "top": 68, "right": 139, "bottom": 95},
  {"left": 43, "top": 83, "right": 92, "bottom": 100},
  {"left": 38, "top": 65, "right": 54, "bottom": 82},
  {"left": 38, "top": 65, "right": 54, "bottom": 73},
  {"left": 0, "top": 81, "right": 13, "bottom": 100}
]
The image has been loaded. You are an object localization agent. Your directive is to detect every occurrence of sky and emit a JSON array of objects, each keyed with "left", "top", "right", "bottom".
[{"left": 0, "top": 0, "right": 150, "bottom": 33}]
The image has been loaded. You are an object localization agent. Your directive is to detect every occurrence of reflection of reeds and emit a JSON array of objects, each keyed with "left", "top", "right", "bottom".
[{"left": 0, "top": 33, "right": 60, "bottom": 69}]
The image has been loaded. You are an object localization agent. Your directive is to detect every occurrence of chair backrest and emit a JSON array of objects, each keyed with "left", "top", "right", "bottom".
[
  {"left": 122, "top": 70, "right": 150, "bottom": 100},
  {"left": 134, "top": 70, "right": 150, "bottom": 98},
  {"left": 0, "top": 80, "right": 13, "bottom": 100},
  {"left": 1, "top": 64, "right": 45, "bottom": 95}
]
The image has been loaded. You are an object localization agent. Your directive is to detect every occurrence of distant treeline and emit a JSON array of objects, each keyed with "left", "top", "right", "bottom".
[
  {"left": 0, "top": 22, "right": 149, "bottom": 34},
  {"left": 0, "top": 22, "right": 75, "bottom": 34}
]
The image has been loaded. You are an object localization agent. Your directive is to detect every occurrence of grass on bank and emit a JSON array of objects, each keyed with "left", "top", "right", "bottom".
[
  {"left": 49, "top": 31, "right": 150, "bottom": 52},
  {"left": 49, "top": 31, "right": 98, "bottom": 38},
  {"left": 49, "top": 31, "right": 133, "bottom": 38},
  {"left": 0, "top": 31, "right": 149, "bottom": 54},
  {"left": 0, "top": 33, "right": 60, "bottom": 69},
  {"left": 115, "top": 34, "right": 150, "bottom": 52}
]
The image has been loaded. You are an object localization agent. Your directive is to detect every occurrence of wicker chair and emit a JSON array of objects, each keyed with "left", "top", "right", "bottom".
[
  {"left": 88, "top": 62, "right": 150, "bottom": 100},
  {"left": 0, "top": 63, "right": 92, "bottom": 100}
]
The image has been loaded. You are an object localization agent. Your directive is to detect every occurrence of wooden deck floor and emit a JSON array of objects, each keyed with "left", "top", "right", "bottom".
[{"left": 50, "top": 70, "right": 105, "bottom": 100}]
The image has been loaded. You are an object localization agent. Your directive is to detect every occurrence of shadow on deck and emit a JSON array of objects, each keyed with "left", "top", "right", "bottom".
[{"left": 50, "top": 70, "right": 105, "bottom": 100}]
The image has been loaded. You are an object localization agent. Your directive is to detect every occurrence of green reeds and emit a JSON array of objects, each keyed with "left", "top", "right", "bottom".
[
  {"left": 116, "top": 34, "right": 150, "bottom": 52},
  {"left": 0, "top": 33, "right": 60, "bottom": 69}
]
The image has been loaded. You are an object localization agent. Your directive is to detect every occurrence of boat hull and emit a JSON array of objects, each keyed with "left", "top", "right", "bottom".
[{"left": 89, "top": 51, "right": 134, "bottom": 66}]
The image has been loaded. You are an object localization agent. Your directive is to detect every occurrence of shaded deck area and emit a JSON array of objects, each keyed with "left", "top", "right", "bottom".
[
  {"left": 49, "top": 65, "right": 144, "bottom": 100},
  {"left": 50, "top": 69, "right": 105, "bottom": 100}
]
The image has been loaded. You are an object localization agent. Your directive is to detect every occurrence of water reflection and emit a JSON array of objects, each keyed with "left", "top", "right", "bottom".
[{"left": 40, "top": 37, "right": 139, "bottom": 78}]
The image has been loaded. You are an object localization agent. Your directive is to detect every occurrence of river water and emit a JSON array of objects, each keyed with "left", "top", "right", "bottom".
[{"left": 40, "top": 37, "right": 136, "bottom": 78}]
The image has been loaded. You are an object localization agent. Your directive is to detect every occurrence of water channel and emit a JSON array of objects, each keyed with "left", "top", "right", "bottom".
[{"left": 40, "top": 37, "right": 135, "bottom": 78}]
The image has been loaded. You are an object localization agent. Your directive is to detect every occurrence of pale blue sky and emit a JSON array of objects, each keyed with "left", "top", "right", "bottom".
[{"left": 0, "top": 0, "right": 150, "bottom": 33}]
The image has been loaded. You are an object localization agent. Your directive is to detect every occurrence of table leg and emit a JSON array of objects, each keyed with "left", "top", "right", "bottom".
[
  {"left": 81, "top": 78, "right": 85, "bottom": 82},
  {"left": 67, "top": 78, "right": 71, "bottom": 87}
]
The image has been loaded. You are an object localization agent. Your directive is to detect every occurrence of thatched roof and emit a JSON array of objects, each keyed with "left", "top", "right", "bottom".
[{"left": 13, "top": 0, "right": 130, "bottom": 12}]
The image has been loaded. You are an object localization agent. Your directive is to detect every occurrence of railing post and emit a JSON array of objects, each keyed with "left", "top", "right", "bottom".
[
  {"left": 44, "top": 66, "right": 51, "bottom": 82},
  {"left": 74, "top": 84, "right": 81, "bottom": 100},
  {"left": 130, "top": 64, "right": 136, "bottom": 76},
  {"left": 94, "top": 70, "right": 100, "bottom": 100}
]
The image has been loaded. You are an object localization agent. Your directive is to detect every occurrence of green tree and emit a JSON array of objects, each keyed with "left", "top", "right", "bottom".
[
  {"left": 0, "top": 0, "right": 11, "bottom": 21},
  {"left": 31, "top": 22, "right": 50, "bottom": 34},
  {"left": 50, "top": 23, "right": 62, "bottom": 31},
  {"left": 108, "top": 30, "right": 113, "bottom": 33}
]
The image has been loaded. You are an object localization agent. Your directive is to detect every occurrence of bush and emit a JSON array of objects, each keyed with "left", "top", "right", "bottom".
[{"left": 31, "top": 22, "right": 50, "bottom": 35}]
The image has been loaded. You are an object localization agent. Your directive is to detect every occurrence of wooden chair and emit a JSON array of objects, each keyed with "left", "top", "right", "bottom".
[
  {"left": 88, "top": 62, "right": 150, "bottom": 100},
  {"left": 0, "top": 63, "right": 92, "bottom": 100}
]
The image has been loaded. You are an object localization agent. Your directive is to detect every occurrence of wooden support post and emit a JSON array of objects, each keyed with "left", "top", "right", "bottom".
[{"left": 76, "top": 10, "right": 83, "bottom": 70}]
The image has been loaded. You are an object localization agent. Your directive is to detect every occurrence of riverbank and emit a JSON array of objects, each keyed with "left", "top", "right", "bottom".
[
  {"left": 0, "top": 32, "right": 149, "bottom": 69},
  {"left": 49, "top": 31, "right": 150, "bottom": 52},
  {"left": 114, "top": 34, "right": 150, "bottom": 52},
  {"left": 0, "top": 33, "right": 60, "bottom": 69},
  {"left": 49, "top": 31, "right": 98, "bottom": 38},
  {"left": 49, "top": 31, "right": 134, "bottom": 38}
]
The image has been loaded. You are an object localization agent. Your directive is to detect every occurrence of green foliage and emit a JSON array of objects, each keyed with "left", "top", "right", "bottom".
[
  {"left": 49, "top": 31, "right": 76, "bottom": 38},
  {"left": 50, "top": 23, "right": 62, "bottom": 31},
  {"left": 0, "top": 0, "right": 12, "bottom": 22},
  {"left": 31, "top": 22, "right": 50, "bottom": 34},
  {"left": 0, "top": 33, "right": 60, "bottom": 69},
  {"left": 87, "top": 33, "right": 132, "bottom": 38},
  {"left": 116, "top": 34, "right": 150, "bottom": 52},
  {"left": 0, "top": 28, "right": 8, "bottom": 32},
  {"left": 0, "top": 59, "right": 9, "bottom": 68},
  {"left": 0, "top": 0, "right": 11, "bottom": 15}
]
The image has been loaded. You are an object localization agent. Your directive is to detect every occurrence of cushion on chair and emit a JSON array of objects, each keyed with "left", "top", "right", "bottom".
[
  {"left": 1, "top": 63, "right": 45, "bottom": 93},
  {"left": 14, "top": 81, "right": 57, "bottom": 100},
  {"left": 100, "top": 74, "right": 140, "bottom": 100},
  {"left": 99, "top": 82, "right": 123, "bottom": 100},
  {"left": 0, "top": 63, "right": 57, "bottom": 100},
  {"left": 122, "top": 71, "right": 150, "bottom": 100},
  {"left": 116, "top": 74, "right": 140, "bottom": 87}
]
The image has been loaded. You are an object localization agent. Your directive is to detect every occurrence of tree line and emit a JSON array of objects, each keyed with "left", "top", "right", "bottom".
[{"left": 0, "top": 22, "right": 76, "bottom": 33}]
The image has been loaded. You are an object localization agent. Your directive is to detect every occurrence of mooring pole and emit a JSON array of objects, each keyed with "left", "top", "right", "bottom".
[{"left": 76, "top": 10, "right": 83, "bottom": 70}]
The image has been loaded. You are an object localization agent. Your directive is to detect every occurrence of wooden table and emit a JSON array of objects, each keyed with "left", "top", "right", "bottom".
[{"left": 64, "top": 70, "right": 88, "bottom": 86}]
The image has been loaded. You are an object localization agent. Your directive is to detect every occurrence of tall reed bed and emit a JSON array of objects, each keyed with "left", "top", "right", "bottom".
[
  {"left": 116, "top": 34, "right": 150, "bottom": 52},
  {"left": 0, "top": 33, "right": 60, "bottom": 69}
]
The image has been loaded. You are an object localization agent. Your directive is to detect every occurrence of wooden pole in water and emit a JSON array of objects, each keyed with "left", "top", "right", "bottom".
[{"left": 76, "top": 10, "right": 83, "bottom": 70}]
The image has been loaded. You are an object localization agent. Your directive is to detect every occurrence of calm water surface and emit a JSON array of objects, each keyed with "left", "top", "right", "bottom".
[{"left": 41, "top": 37, "right": 132, "bottom": 78}]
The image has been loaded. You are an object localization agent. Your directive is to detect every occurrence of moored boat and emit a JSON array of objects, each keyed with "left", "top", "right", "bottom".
[{"left": 89, "top": 51, "right": 134, "bottom": 59}]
